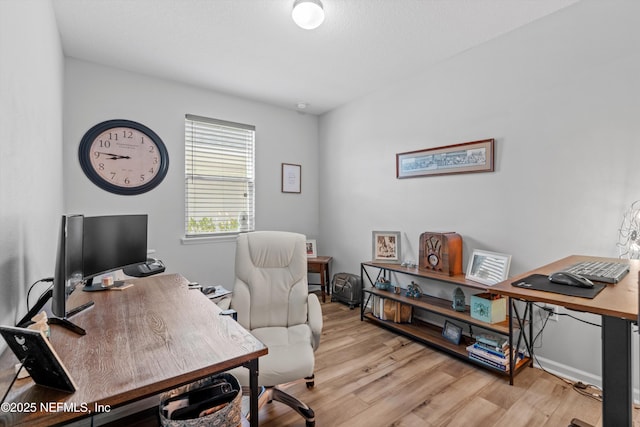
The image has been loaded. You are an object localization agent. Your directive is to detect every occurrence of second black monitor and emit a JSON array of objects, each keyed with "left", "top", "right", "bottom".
[{"left": 82, "top": 214, "right": 148, "bottom": 290}]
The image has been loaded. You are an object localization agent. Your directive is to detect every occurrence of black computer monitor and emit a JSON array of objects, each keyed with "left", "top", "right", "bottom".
[
  {"left": 50, "top": 214, "right": 91, "bottom": 335},
  {"left": 82, "top": 214, "right": 148, "bottom": 291},
  {"left": 51, "top": 214, "right": 84, "bottom": 318}
]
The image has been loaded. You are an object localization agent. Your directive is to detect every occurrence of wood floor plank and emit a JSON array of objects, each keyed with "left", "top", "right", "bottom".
[{"left": 257, "top": 299, "right": 638, "bottom": 427}]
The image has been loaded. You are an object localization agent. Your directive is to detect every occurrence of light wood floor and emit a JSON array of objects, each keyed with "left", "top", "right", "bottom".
[
  {"left": 112, "top": 297, "right": 639, "bottom": 427},
  {"left": 257, "top": 299, "right": 640, "bottom": 427}
]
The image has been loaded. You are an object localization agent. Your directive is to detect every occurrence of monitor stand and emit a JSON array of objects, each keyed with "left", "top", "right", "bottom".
[
  {"left": 48, "top": 300, "right": 95, "bottom": 336},
  {"left": 17, "top": 289, "right": 94, "bottom": 336},
  {"left": 82, "top": 277, "right": 122, "bottom": 292}
]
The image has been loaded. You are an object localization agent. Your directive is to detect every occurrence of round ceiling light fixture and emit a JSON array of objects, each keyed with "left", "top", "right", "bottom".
[{"left": 292, "top": 0, "right": 325, "bottom": 30}]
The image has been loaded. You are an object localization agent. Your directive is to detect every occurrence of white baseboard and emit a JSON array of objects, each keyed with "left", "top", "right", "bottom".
[
  {"left": 533, "top": 354, "right": 640, "bottom": 404},
  {"left": 532, "top": 354, "right": 602, "bottom": 388}
]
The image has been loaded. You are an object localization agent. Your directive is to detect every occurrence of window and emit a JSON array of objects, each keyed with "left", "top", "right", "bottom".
[{"left": 185, "top": 114, "right": 255, "bottom": 237}]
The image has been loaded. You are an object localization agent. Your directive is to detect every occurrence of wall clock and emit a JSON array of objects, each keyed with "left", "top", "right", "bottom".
[{"left": 78, "top": 119, "right": 169, "bottom": 195}]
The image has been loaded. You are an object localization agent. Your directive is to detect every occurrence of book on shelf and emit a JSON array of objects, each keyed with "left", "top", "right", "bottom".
[
  {"left": 472, "top": 341, "right": 510, "bottom": 358},
  {"left": 466, "top": 344, "right": 509, "bottom": 365},
  {"left": 475, "top": 333, "right": 508, "bottom": 351},
  {"left": 468, "top": 353, "right": 510, "bottom": 372},
  {"left": 467, "top": 348, "right": 524, "bottom": 372}
]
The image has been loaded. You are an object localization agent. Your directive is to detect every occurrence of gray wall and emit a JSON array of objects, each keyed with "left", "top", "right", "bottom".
[
  {"left": 63, "top": 59, "right": 319, "bottom": 288},
  {"left": 0, "top": 0, "right": 64, "bottom": 354},
  {"left": 319, "top": 1, "right": 640, "bottom": 386}
]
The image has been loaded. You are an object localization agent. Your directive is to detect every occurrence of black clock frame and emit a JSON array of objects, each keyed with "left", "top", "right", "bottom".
[{"left": 78, "top": 119, "right": 169, "bottom": 196}]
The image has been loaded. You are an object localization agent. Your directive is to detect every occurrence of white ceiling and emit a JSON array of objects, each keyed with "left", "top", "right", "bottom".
[{"left": 52, "top": 0, "right": 580, "bottom": 115}]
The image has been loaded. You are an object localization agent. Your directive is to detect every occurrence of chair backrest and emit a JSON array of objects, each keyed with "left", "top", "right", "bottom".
[{"left": 232, "top": 231, "right": 308, "bottom": 331}]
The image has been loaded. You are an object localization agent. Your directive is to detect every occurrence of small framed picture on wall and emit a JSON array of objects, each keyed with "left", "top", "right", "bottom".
[{"left": 282, "top": 163, "right": 301, "bottom": 193}]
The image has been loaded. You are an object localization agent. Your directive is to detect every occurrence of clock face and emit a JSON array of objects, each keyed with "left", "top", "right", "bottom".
[
  {"left": 79, "top": 120, "right": 169, "bottom": 195},
  {"left": 428, "top": 253, "right": 440, "bottom": 267}
]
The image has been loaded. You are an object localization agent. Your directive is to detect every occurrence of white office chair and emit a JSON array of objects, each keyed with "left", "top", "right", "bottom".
[{"left": 229, "top": 231, "right": 322, "bottom": 427}]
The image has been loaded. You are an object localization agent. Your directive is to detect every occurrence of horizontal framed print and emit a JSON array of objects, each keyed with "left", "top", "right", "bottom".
[
  {"left": 282, "top": 163, "right": 301, "bottom": 193},
  {"left": 306, "top": 239, "right": 317, "bottom": 258},
  {"left": 396, "top": 138, "right": 494, "bottom": 179},
  {"left": 465, "top": 249, "right": 512, "bottom": 286},
  {"left": 372, "top": 231, "right": 402, "bottom": 264},
  {"left": 442, "top": 320, "right": 463, "bottom": 345}
]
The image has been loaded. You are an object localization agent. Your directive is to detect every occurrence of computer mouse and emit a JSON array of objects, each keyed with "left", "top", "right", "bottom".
[
  {"left": 201, "top": 286, "right": 217, "bottom": 295},
  {"left": 548, "top": 271, "right": 594, "bottom": 288}
]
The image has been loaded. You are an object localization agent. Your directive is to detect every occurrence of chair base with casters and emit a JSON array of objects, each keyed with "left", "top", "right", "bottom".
[
  {"left": 270, "top": 386, "right": 315, "bottom": 427},
  {"left": 242, "top": 375, "right": 316, "bottom": 427}
]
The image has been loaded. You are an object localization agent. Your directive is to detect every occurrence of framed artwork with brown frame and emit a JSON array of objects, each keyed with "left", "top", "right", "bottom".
[
  {"left": 281, "top": 163, "right": 301, "bottom": 193},
  {"left": 396, "top": 138, "right": 494, "bottom": 179}
]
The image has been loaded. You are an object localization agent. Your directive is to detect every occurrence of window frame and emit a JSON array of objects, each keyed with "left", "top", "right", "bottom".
[{"left": 184, "top": 114, "right": 255, "bottom": 239}]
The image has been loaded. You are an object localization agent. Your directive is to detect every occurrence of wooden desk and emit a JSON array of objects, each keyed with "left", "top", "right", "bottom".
[
  {"left": 490, "top": 255, "right": 638, "bottom": 427},
  {"left": 0, "top": 274, "right": 267, "bottom": 427},
  {"left": 308, "top": 256, "right": 332, "bottom": 303}
]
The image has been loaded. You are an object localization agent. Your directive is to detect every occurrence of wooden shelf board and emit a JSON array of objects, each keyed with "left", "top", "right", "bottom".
[
  {"left": 362, "top": 313, "right": 529, "bottom": 376},
  {"left": 364, "top": 287, "right": 511, "bottom": 334},
  {"left": 362, "top": 261, "right": 493, "bottom": 291}
]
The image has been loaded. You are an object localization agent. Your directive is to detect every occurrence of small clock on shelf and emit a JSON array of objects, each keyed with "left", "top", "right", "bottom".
[{"left": 78, "top": 119, "right": 169, "bottom": 195}]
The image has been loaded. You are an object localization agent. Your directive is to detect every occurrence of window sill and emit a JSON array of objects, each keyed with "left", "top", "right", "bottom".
[{"left": 181, "top": 234, "right": 240, "bottom": 245}]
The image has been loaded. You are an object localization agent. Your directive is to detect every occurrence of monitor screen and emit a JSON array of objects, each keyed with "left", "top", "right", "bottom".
[
  {"left": 82, "top": 214, "right": 148, "bottom": 285},
  {"left": 51, "top": 214, "right": 84, "bottom": 318}
]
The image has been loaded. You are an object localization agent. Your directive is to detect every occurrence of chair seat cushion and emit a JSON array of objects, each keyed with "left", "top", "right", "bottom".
[{"left": 230, "top": 324, "right": 315, "bottom": 387}]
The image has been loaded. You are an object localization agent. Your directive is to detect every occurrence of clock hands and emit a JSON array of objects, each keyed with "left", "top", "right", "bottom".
[{"left": 97, "top": 152, "right": 131, "bottom": 160}]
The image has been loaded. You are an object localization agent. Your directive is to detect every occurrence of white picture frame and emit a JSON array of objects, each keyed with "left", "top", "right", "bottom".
[
  {"left": 306, "top": 239, "right": 317, "bottom": 258},
  {"left": 465, "top": 249, "right": 512, "bottom": 286},
  {"left": 372, "top": 231, "right": 402, "bottom": 263}
]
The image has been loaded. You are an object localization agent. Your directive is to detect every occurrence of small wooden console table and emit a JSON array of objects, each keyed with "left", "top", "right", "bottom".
[{"left": 308, "top": 256, "right": 333, "bottom": 303}]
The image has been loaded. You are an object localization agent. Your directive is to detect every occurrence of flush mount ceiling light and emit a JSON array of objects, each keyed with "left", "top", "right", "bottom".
[{"left": 292, "top": 0, "right": 325, "bottom": 30}]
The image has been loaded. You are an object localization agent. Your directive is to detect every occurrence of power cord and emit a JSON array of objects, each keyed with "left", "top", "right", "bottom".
[
  {"left": 529, "top": 302, "right": 603, "bottom": 402},
  {"left": 26, "top": 277, "right": 53, "bottom": 311}
]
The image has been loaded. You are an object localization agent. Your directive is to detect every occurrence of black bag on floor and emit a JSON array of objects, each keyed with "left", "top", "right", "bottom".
[{"left": 331, "top": 273, "right": 362, "bottom": 309}]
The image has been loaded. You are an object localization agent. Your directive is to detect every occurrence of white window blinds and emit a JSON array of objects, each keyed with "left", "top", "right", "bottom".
[{"left": 185, "top": 114, "right": 255, "bottom": 236}]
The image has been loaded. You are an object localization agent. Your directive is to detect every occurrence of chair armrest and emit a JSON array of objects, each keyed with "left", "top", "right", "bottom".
[{"left": 307, "top": 293, "right": 323, "bottom": 351}]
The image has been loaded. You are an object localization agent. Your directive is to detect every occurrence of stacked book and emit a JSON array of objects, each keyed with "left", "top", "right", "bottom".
[{"left": 466, "top": 334, "right": 516, "bottom": 372}]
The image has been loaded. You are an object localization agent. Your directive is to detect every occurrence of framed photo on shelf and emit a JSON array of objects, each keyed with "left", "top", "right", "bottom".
[
  {"left": 465, "top": 249, "right": 512, "bottom": 286},
  {"left": 306, "top": 239, "right": 317, "bottom": 258},
  {"left": 396, "top": 138, "right": 494, "bottom": 179},
  {"left": 442, "top": 320, "right": 463, "bottom": 345},
  {"left": 281, "top": 163, "right": 301, "bottom": 193},
  {"left": 372, "top": 231, "right": 401, "bottom": 263}
]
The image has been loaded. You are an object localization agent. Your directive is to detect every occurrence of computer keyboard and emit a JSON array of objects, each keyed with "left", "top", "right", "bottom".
[{"left": 564, "top": 261, "right": 630, "bottom": 284}]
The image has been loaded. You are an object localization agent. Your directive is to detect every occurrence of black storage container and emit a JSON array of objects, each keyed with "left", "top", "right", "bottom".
[{"left": 331, "top": 273, "right": 362, "bottom": 309}]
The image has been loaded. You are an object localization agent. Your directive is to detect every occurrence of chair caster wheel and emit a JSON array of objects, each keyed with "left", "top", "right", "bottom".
[
  {"left": 305, "top": 374, "right": 315, "bottom": 389},
  {"left": 306, "top": 421, "right": 315, "bottom": 427}
]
